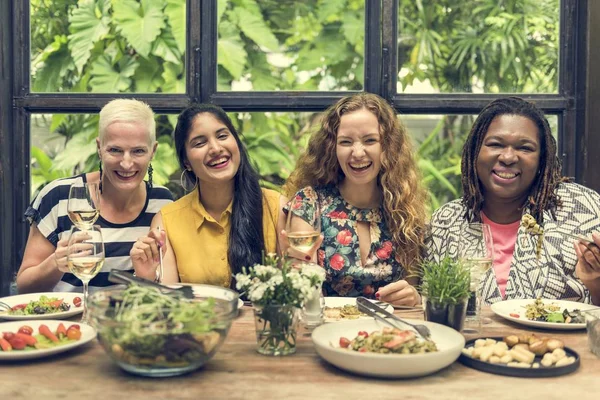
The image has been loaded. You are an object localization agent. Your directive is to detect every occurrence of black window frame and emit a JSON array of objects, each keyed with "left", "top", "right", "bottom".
[{"left": 0, "top": 0, "right": 597, "bottom": 295}]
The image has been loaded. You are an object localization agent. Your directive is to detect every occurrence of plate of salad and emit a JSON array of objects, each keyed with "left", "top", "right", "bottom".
[
  {"left": 323, "top": 297, "right": 394, "bottom": 322},
  {"left": 490, "top": 298, "right": 596, "bottom": 330},
  {"left": 0, "top": 319, "right": 96, "bottom": 360},
  {"left": 0, "top": 292, "right": 83, "bottom": 320}
]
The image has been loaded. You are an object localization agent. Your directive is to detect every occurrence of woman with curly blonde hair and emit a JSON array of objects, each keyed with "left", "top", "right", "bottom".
[{"left": 283, "top": 93, "right": 428, "bottom": 306}]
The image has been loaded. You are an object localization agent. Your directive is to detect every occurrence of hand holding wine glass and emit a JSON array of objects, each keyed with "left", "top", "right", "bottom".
[
  {"left": 67, "top": 182, "right": 100, "bottom": 230},
  {"left": 67, "top": 225, "right": 105, "bottom": 323},
  {"left": 284, "top": 197, "right": 323, "bottom": 263}
]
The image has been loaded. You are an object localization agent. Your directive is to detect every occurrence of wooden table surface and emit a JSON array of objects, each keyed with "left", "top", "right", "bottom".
[{"left": 1, "top": 307, "right": 598, "bottom": 400}]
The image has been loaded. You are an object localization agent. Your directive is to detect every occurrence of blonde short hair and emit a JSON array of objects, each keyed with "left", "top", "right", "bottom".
[{"left": 98, "top": 99, "right": 156, "bottom": 144}]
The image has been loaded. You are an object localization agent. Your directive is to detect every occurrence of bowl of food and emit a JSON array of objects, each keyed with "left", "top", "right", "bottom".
[
  {"left": 311, "top": 319, "right": 464, "bottom": 378},
  {"left": 88, "top": 284, "right": 238, "bottom": 377}
]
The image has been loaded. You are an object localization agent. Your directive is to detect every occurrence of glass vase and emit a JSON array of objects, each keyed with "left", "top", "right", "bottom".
[{"left": 253, "top": 304, "right": 300, "bottom": 356}]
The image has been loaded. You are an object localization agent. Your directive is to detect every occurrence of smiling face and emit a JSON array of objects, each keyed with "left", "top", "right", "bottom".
[
  {"left": 336, "top": 108, "right": 382, "bottom": 189},
  {"left": 476, "top": 114, "right": 541, "bottom": 204},
  {"left": 185, "top": 113, "right": 240, "bottom": 186},
  {"left": 98, "top": 121, "right": 156, "bottom": 193}
]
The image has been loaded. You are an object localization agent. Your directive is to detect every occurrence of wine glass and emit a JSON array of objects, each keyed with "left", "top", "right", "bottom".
[
  {"left": 286, "top": 197, "right": 324, "bottom": 329},
  {"left": 67, "top": 225, "right": 105, "bottom": 324},
  {"left": 67, "top": 182, "right": 100, "bottom": 230},
  {"left": 459, "top": 223, "right": 494, "bottom": 333},
  {"left": 286, "top": 197, "right": 321, "bottom": 256}
]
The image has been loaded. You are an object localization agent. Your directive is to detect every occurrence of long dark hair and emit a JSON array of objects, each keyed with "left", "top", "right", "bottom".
[
  {"left": 461, "top": 96, "right": 567, "bottom": 223},
  {"left": 173, "top": 104, "right": 265, "bottom": 276}
]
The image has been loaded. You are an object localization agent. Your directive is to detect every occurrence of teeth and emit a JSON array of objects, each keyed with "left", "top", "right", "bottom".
[
  {"left": 496, "top": 172, "right": 517, "bottom": 179},
  {"left": 350, "top": 162, "right": 371, "bottom": 169},
  {"left": 209, "top": 157, "right": 228, "bottom": 166},
  {"left": 117, "top": 172, "right": 136, "bottom": 177}
]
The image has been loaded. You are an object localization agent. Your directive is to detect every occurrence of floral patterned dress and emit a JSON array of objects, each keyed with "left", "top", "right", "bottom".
[{"left": 288, "top": 185, "right": 404, "bottom": 298}]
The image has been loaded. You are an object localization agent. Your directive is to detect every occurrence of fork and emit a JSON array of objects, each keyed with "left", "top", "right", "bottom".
[
  {"left": 558, "top": 231, "right": 594, "bottom": 245},
  {"left": 108, "top": 269, "right": 195, "bottom": 299},
  {"left": 157, "top": 226, "right": 164, "bottom": 283},
  {"left": 356, "top": 297, "right": 431, "bottom": 340},
  {"left": 0, "top": 301, "right": 11, "bottom": 312}
]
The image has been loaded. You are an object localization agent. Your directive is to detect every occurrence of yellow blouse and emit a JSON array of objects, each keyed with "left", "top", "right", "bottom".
[{"left": 161, "top": 188, "right": 280, "bottom": 287}]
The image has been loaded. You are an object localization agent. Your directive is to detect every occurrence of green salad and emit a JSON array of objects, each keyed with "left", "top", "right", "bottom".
[
  {"left": 524, "top": 298, "right": 586, "bottom": 324},
  {"left": 96, "top": 285, "right": 225, "bottom": 368},
  {"left": 340, "top": 327, "right": 438, "bottom": 354},
  {"left": 8, "top": 295, "right": 71, "bottom": 315}
]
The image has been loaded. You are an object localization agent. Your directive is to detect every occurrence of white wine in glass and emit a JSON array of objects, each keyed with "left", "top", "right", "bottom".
[
  {"left": 286, "top": 197, "right": 321, "bottom": 256},
  {"left": 67, "top": 225, "right": 105, "bottom": 324},
  {"left": 287, "top": 231, "right": 321, "bottom": 253},
  {"left": 67, "top": 182, "right": 100, "bottom": 230}
]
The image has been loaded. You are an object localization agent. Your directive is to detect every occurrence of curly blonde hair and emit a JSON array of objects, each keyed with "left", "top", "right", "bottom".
[{"left": 284, "top": 93, "right": 428, "bottom": 269}]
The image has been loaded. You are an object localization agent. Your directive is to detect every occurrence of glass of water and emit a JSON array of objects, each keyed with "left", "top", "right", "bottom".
[
  {"left": 459, "top": 223, "right": 494, "bottom": 333},
  {"left": 586, "top": 309, "right": 600, "bottom": 357}
]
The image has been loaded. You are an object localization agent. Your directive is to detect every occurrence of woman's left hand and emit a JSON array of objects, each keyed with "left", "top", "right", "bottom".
[
  {"left": 376, "top": 280, "right": 421, "bottom": 307},
  {"left": 574, "top": 233, "right": 600, "bottom": 282}
]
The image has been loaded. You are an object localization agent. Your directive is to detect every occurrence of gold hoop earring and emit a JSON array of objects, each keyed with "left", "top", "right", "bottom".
[{"left": 180, "top": 169, "right": 197, "bottom": 192}]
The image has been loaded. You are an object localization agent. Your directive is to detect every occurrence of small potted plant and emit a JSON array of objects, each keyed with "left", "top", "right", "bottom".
[
  {"left": 235, "top": 254, "right": 324, "bottom": 356},
  {"left": 418, "top": 256, "right": 471, "bottom": 331}
]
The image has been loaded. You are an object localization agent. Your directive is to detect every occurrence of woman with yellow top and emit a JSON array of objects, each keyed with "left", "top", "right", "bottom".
[{"left": 130, "top": 104, "right": 283, "bottom": 287}]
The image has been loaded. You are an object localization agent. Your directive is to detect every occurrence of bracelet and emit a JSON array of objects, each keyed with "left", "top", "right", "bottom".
[{"left": 132, "top": 269, "right": 160, "bottom": 283}]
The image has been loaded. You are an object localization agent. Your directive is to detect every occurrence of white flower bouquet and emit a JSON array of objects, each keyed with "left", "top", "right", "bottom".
[
  {"left": 235, "top": 254, "right": 324, "bottom": 355},
  {"left": 235, "top": 254, "right": 324, "bottom": 308}
]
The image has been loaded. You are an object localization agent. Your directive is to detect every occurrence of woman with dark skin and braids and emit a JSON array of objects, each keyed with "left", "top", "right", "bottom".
[
  {"left": 131, "top": 104, "right": 283, "bottom": 287},
  {"left": 425, "top": 97, "right": 600, "bottom": 305}
]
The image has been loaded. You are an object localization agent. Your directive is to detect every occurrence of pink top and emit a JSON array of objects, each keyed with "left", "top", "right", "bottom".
[{"left": 481, "top": 212, "right": 520, "bottom": 298}]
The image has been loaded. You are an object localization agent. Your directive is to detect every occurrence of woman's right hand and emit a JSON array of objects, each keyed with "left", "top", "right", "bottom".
[{"left": 130, "top": 229, "right": 166, "bottom": 279}]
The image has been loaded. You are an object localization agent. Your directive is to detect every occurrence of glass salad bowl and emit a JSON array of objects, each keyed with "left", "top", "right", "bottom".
[{"left": 88, "top": 284, "right": 238, "bottom": 377}]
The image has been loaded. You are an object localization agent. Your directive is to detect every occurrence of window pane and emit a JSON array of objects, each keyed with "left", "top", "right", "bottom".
[
  {"left": 234, "top": 112, "right": 316, "bottom": 185},
  {"left": 402, "top": 113, "right": 559, "bottom": 210},
  {"left": 217, "top": 0, "right": 365, "bottom": 91},
  {"left": 30, "top": 0, "right": 186, "bottom": 93},
  {"left": 30, "top": 113, "right": 180, "bottom": 197},
  {"left": 397, "top": 0, "right": 559, "bottom": 94},
  {"left": 31, "top": 111, "right": 558, "bottom": 208},
  {"left": 29, "top": 111, "right": 317, "bottom": 199}
]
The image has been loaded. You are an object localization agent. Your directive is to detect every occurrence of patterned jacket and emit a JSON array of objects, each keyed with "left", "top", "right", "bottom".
[{"left": 424, "top": 183, "right": 600, "bottom": 304}]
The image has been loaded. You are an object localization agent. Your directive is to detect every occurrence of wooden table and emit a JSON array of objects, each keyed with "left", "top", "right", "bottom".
[{"left": 1, "top": 307, "right": 598, "bottom": 400}]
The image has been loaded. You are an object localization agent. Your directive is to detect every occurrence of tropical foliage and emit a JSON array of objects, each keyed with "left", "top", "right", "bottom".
[{"left": 30, "top": 0, "right": 559, "bottom": 209}]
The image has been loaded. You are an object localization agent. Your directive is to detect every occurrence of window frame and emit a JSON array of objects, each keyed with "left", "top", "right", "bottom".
[{"left": 0, "top": 0, "right": 595, "bottom": 295}]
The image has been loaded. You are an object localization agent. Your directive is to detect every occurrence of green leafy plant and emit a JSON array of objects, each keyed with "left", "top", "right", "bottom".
[
  {"left": 29, "top": 0, "right": 559, "bottom": 208},
  {"left": 418, "top": 256, "right": 471, "bottom": 305}
]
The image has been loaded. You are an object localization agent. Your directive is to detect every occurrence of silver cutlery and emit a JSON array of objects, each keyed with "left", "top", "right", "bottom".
[
  {"left": 558, "top": 231, "right": 594, "bottom": 245},
  {"left": 356, "top": 296, "right": 431, "bottom": 340},
  {"left": 157, "top": 226, "right": 164, "bottom": 283},
  {"left": 108, "top": 269, "right": 194, "bottom": 299},
  {"left": 371, "top": 300, "right": 423, "bottom": 310}
]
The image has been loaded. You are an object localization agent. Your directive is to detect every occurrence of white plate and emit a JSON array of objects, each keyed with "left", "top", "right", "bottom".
[
  {"left": 490, "top": 299, "right": 597, "bottom": 330},
  {"left": 0, "top": 320, "right": 96, "bottom": 361},
  {"left": 0, "top": 292, "right": 84, "bottom": 321},
  {"left": 323, "top": 297, "right": 394, "bottom": 323},
  {"left": 312, "top": 319, "right": 465, "bottom": 378},
  {"left": 166, "top": 283, "right": 243, "bottom": 310}
]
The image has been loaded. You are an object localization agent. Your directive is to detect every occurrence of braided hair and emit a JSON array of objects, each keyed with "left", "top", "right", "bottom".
[{"left": 461, "top": 97, "right": 568, "bottom": 224}]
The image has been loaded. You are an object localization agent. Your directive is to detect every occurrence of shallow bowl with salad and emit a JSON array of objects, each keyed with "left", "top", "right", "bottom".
[
  {"left": 490, "top": 299, "right": 597, "bottom": 330},
  {"left": 0, "top": 292, "right": 83, "bottom": 320},
  {"left": 311, "top": 319, "right": 464, "bottom": 378},
  {"left": 88, "top": 284, "right": 239, "bottom": 377}
]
